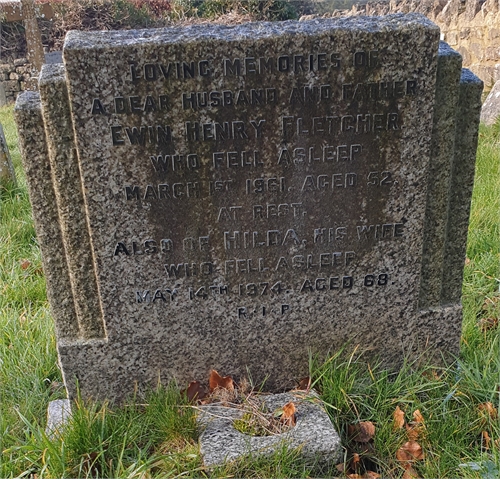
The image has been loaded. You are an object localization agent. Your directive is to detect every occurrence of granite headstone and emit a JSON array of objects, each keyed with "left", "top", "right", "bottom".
[{"left": 14, "top": 14, "right": 483, "bottom": 401}]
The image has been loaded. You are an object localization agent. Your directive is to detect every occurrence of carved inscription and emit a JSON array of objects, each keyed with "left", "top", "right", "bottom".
[{"left": 97, "top": 45, "right": 419, "bottom": 310}]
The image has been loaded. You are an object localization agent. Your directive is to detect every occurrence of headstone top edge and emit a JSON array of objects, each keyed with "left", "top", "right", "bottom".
[
  {"left": 438, "top": 41, "right": 461, "bottom": 57},
  {"left": 63, "top": 13, "right": 438, "bottom": 52},
  {"left": 460, "top": 68, "right": 484, "bottom": 85},
  {"left": 14, "top": 90, "right": 41, "bottom": 111},
  {"left": 39, "top": 63, "right": 66, "bottom": 86}
]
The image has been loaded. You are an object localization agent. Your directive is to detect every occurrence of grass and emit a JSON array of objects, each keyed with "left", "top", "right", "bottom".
[{"left": 0, "top": 102, "right": 499, "bottom": 478}]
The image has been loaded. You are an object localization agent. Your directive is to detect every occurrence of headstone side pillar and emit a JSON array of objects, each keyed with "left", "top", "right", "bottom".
[
  {"left": 419, "top": 42, "right": 462, "bottom": 308},
  {"left": 38, "top": 64, "right": 106, "bottom": 339},
  {"left": 441, "top": 69, "right": 483, "bottom": 303},
  {"left": 14, "top": 91, "right": 79, "bottom": 340}
]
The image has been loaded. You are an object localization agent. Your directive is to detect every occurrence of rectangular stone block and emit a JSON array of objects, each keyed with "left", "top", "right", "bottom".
[
  {"left": 419, "top": 42, "right": 462, "bottom": 309},
  {"left": 441, "top": 68, "right": 483, "bottom": 303},
  {"left": 3, "top": 80, "right": 20, "bottom": 92},
  {"left": 14, "top": 92, "right": 78, "bottom": 339},
  {"left": 14, "top": 14, "right": 482, "bottom": 401}
]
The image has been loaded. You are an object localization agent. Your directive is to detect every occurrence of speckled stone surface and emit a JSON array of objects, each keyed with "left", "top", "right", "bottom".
[
  {"left": 198, "top": 391, "right": 342, "bottom": 468},
  {"left": 13, "top": 15, "right": 482, "bottom": 401},
  {"left": 14, "top": 91, "right": 79, "bottom": 340},
  {"left": 46, "top": 399, "right": 72, "bottom": 438},
  {"left": 0, "top": 123, "right": 17, "bottom": 185},
  {"left": 419, "top": 42, "right": 462, "bottom": 309},
  {"left": 441, "top": 68, "right": 483, "bottom": 304},
  {"left": 38, "top": 63, "right": 105, "bottom": 339}
]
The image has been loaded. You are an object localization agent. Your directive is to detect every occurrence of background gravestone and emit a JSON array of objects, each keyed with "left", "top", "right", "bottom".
[
  {"left": 0, "top": 123, "right": 17, "bottom": 185},
  {"left": 480, "top": 79, "right": 500, "bottom": 125},
  {"left": 15, "top": 14, "right": 482, "bottom": 401}
]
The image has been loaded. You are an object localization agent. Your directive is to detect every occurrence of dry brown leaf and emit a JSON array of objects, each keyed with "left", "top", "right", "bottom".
[
  {"left": 20, "top": 260, "right": 31, "bottom": 270},
  {"left": 482, "top": 430, "right": 491, "bottom": 450},
  {"left": 280, "top": 401, "right": 296, "bottom": 427},
  {"left": 396, "top": 441, "right": 424, "bottom": 462},
  {"left": 405, "top": 423, "right": 421, "bottom": 441},
  {"left": 478, "top": 402, "right": 498, "bottom": 419},
  {"left": 351, "top": 452, "right": 361, "bottom": 472},
  {"left": 363, "top": 471, "right": 381, "bottom": 478},
  {"left": 347, "top": 475, "right": 363, "bottom": 479},
  {"left": 297, "top": 377, "right": 311, "bottom": 391},
  {"left": 422, "top": 370, "right": 441, "bottom": 381},
  {"left": 402, "top": 464, "right": 419, "bottom": 479},
  {"left": 393, "top": 406, "right": 405, "bottom": 430},
  {"left": 209, "top": 369, "right": 234, "bottom": 392},
  {"left": 431, "top": 370, "right": 441, "bottom": 380},
  {"left": 412, "top": 410, "right": 424, "bottom": 424},
  {"left": 184, "top": 380, "right": 206, "bottom": 403},
  {"left": 478, "top": 316, "right": 499, "bottom": 331},
  {"left": 348, "top": 421, "right": 376, "bottom": 443},
  {"left": 405, "top": 410, "right": 426, "bottom": 441},
  {"left": 335, "top": 462, "right": 347, "bottom": 473}
]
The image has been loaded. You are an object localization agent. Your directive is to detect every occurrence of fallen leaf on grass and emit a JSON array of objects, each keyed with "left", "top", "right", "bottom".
[
  {"left": 406, "top": 410, "right": 426, "bottom": 441},
  {"left": 422, "top": 369, "right": 442, "bottom": 381},
  {"left": 351, "top": 452, "right": 361, "bottom": 473},
  {"left": 405, "top": 425, "right": 419, "bottom": 441},
  {"left": 335, "top": 462, "right": 348, "bottom": 473},
  {"left": 413, "top": 410, "right": 424, "bottom": 424},
  {"left": 478, "top": 316, "right": 499, "bottom": 332},
  {"left": 482, "top": 296, "right": 500, "bottom": 309},
  {"left": 348, "top": 421, "right": 376, "bottom": 443},
  {"left": 184, "top": 380, "right": 207, "bottom": 402},
  {"left": 346, "top": 472, "right": 380, "bottom": 479},
  {"left": 393, "top": 406, "right": 405, "bottom": 430},
  {"left": 478, "top": 402, "right": 498, "bottom": 419},
  {"left": 20, "top": 259, "right": 31, "bottom": 270},
  {"left": 396, "top": 441, "right": 424, "bottom": 462},
  {"left": 402, "top": 464, "right": 419, "bottom": 479},
  {"left": 280, "top": 401, "right": 296, "bottom": 427},
  {"left": 363, "top": 471, "right": 381, "bottom": 478},
  {"left": 209, "top": 369, "right": 234, "bottom": 392},
  {"left": 482, "top": 430, "right": 491, "bottom": 450}
]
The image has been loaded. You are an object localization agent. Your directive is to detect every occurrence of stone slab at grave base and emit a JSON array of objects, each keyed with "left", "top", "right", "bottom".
[{"left": 197, "top": 391, "right": 342, "bottom": 468}]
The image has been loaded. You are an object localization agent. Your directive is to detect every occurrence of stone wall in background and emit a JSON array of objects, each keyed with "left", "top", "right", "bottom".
[
  {"left": 0, "top": 58, "right": 37, "bottom": 105},
  {"left": 316, "top": 0, "right": 500, "bottom": 89}
]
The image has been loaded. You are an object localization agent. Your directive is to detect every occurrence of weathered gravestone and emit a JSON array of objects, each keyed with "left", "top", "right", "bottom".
[
  {"left": 14, "top": 14, "right": 482, "bottom": 401},
  {"left": 0, "top": 123, "right": 17, "bottom": 185},
  {"left": 480, "top": 79, "right": 500, "bottom": 126}
]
